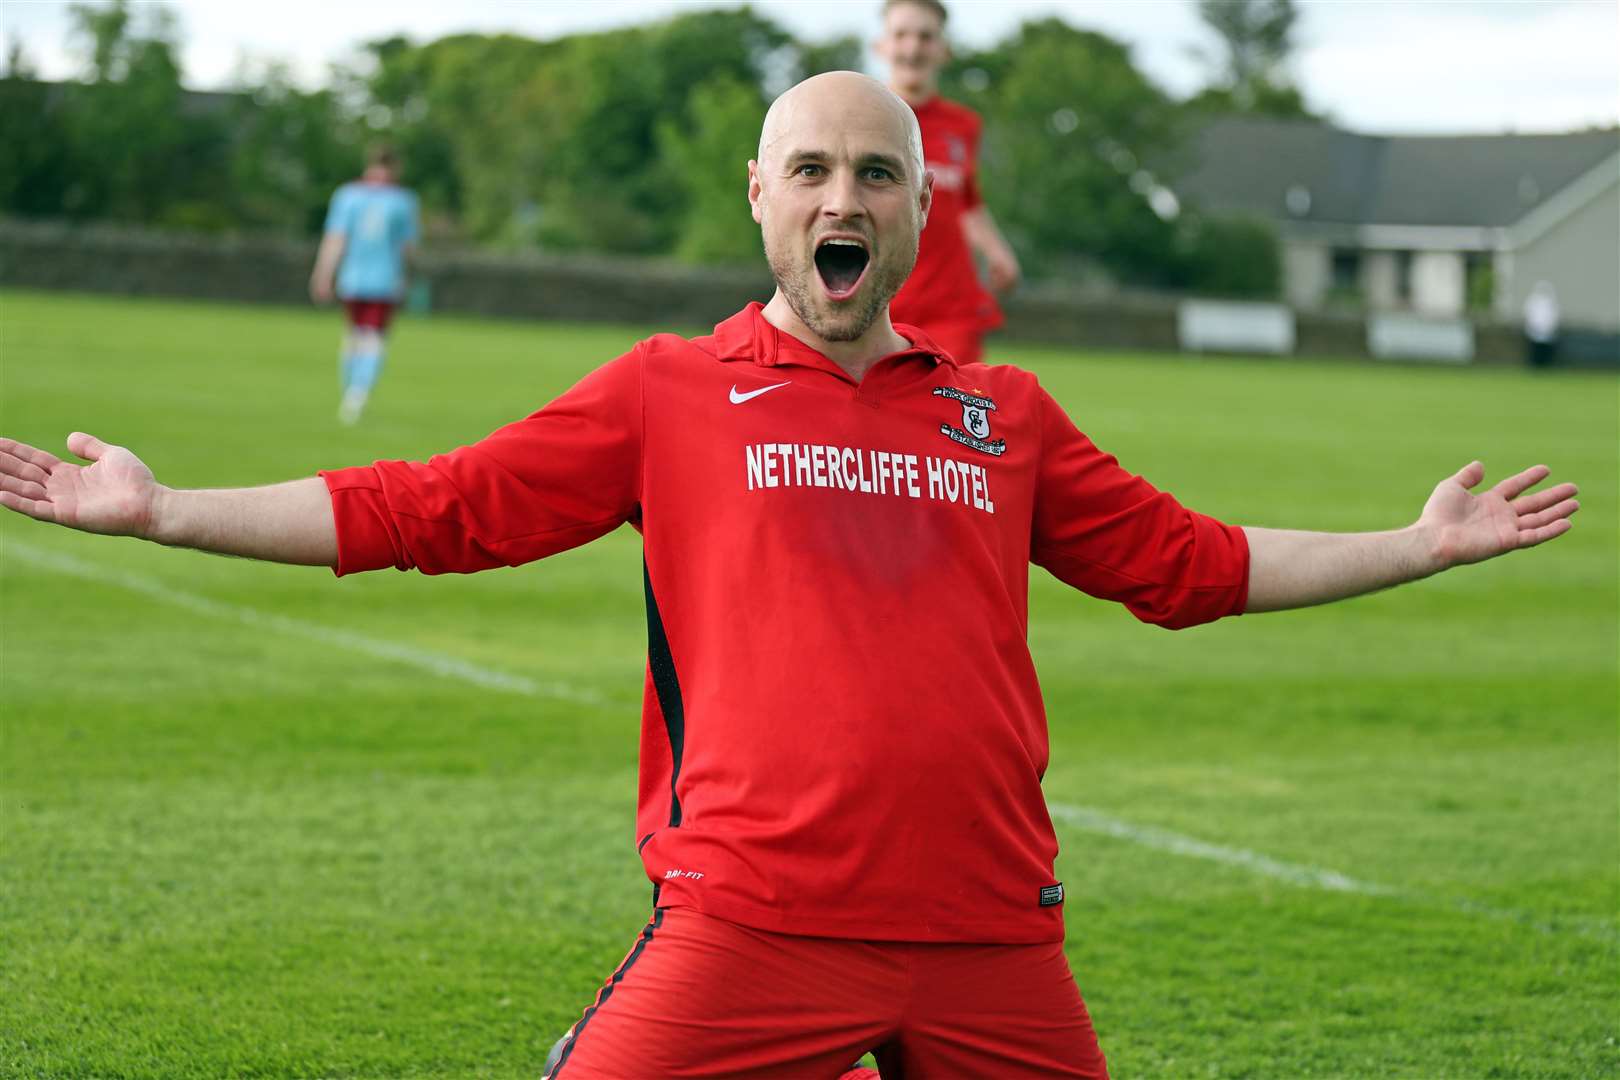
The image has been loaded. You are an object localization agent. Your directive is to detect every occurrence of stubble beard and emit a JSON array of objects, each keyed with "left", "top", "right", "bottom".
[{"left": 763, "top": 220, "right": 918, "bottom": 343}]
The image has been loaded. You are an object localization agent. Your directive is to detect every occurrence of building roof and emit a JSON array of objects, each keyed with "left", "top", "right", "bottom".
[{"left": 1174, "top": 116, "right": 1618, "bottom": 229}]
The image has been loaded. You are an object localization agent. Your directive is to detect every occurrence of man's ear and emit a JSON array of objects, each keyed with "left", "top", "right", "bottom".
[
  {"left": 748, "top": 160, "right": 765, "bottom": 224},
  {"left": 918, "top": 168, "right": 935, "bottom": 229}
]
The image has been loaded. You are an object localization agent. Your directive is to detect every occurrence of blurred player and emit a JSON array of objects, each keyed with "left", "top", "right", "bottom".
[
  {"left": 309, "top": 144, "right": 420, "bottom": 425},
  {"left": 1, "top": 73, "right": 1580, "bottom": 1078},
  {"left": 876, "top": 0, "right": 1019, "bottom": 363}
]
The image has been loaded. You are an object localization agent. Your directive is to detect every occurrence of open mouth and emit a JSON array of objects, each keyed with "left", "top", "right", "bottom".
[{"left": 814, "top": 237, "right": 871, "bottom": 301}]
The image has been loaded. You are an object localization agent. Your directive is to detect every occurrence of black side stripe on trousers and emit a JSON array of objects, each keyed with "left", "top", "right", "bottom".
[
  {"left": 643, "top": 558, "right": 686, "bottom": 833},
  {"left": 549, "top": 908, "right": 667, "bottom": 1077}
]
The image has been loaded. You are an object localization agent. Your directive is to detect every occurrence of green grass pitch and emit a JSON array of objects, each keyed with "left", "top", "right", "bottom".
[{"left": 1, "top": 289, "right": 1615, "bottom": 1078}]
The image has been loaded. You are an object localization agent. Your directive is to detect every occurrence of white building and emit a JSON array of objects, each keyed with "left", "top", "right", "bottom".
[{"left": 1173, "top": 118, "right": 1620, "bottom": 334}]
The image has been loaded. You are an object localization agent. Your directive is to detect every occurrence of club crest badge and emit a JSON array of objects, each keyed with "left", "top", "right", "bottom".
[
  {"left": 961, "top": 401, "right": 991, "bottom": 439},
  {"left": 933, "top": 386, "right": 1006, "bottom": 456}
]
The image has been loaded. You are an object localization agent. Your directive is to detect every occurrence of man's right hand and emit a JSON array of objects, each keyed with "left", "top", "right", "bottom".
[
  {"left": 0, "top": 433, "right": 159, "bottom": 538},
  {"left": 1, "top": 433, "right": 339, "bottom": 566}
]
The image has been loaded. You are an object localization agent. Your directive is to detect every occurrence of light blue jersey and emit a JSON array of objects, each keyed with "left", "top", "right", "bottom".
[{"left": 324, "top": 181, "right": 419, "bottom": 300}]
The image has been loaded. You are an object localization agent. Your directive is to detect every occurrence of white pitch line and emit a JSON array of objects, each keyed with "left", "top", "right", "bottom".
[
  {"left": 6, "top": 540, "right": 608, "bottom": 707},
  {"left": 1047, "top": 800, "right": 1396, "bottom": 895},
  {"left": 1048, "top": 800, "right": 1619, "bottom": 944}
]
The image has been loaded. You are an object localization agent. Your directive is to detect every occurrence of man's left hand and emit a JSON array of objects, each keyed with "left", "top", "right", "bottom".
[{"left": 1422, "top": 461, "right": 1578, "bottom": 568}]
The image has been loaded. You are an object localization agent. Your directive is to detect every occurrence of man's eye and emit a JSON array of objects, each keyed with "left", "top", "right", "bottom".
[
  {"left": 863, "top": 168, "right": 894, "bottom": 182},
  {"left": 796, "top": 164, "right": 824, "bottom": 178}
]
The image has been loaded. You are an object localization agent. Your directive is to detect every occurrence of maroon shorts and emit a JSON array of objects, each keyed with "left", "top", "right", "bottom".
[
  {"left": 546, "top": 906, "right": 1109, "bottom": 1079},
  {"left": 342, "top": 299, "right": 396, "bottom": 331}
]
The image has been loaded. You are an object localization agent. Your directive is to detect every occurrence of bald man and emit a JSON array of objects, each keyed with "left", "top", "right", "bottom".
[{"left": 0, "top": 73, "right": 1578, "bottom": 1078}]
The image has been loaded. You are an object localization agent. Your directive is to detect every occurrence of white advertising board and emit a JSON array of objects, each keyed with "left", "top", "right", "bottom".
[
  {"left": 1177, "top": 300, "right": 1296, "bottom": 355},
  {"left": 1367, "top": 313, "right": 1475, "bottom": 363}
]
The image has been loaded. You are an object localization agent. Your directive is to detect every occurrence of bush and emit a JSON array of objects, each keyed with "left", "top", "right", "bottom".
[{"left": 1179, "top": 213, "right": 1280, "bottom": 298}]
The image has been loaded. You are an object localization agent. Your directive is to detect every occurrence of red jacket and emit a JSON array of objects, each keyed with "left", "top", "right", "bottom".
[{"left": 322, "top": 304, "right": 1249, "bottom": 943}]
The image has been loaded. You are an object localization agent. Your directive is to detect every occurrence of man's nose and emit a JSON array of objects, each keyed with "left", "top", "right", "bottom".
[{"left": 821, "top": 168, "right": 866, "bottom": 221}]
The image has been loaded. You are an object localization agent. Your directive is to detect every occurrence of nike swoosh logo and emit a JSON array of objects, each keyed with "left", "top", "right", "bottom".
[{"left": 729, "top": 381, "right": 791, "bottom": 404}]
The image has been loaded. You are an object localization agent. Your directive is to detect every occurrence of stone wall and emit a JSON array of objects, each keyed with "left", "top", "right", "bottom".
[
  {"left": 2, "top": 220, "right": 1608, "bottom": 366},
  {"left": 0, "top": 219, "right": 776, "bottom": 328}
]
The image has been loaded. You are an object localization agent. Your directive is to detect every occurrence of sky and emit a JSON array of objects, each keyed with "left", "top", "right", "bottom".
[{"left": 3, "top": 0, "right": 1617, "bottom": 134}]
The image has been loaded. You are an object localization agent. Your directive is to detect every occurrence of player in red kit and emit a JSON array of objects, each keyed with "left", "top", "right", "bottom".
[
  {"left": 0, "top": 73, "right": 1579, "bottom": 1078},
  {"left": 878, "top": 0, "right": 1020, "bottom": 364}
]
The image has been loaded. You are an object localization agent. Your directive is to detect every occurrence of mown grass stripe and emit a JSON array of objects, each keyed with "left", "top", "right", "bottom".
[{"left": 9, "top": 539, "right": 607, "bottom": 706}]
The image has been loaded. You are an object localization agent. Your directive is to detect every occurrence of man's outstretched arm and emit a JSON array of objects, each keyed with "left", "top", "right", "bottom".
[
  {"left": 0, "top": 433, "right": 337, "bottom": 567},
  {"left": 1244, "top": 461, "right": 1578, "bottom": 613}
]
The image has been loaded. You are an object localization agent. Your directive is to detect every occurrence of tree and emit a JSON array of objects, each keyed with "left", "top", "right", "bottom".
[
  {"left": 793, "top": 36, "right": 863, "bottom": 83},
  {"left": 357, "top": 33, "right": 557, "bottom": 244},
  {"left": 69, "top": 0, "right": 135, "bottom": 81},
  {"left": 57, "top": 1, "right": 231, "bottom": 225},
  {"left": 226, "top": 65, "right": 363, "bottom": 234},
  {"left": 945, "top": 20, "right": 1186, "bottom": 284},
  {"left": 533, "top": 8, "right": 790, "bottom": 253},
  {"left": 0, "top": 60, "right": 77, "bottom": 218},
  {"left": 1190, "top": 0, "right": 1313, "bottom": 118},
  {"left": 353, "top": 10, "right": 798, "bottom": 252},
  {"left": 657, "top": 75, "right": 767, "bottom": 265}
]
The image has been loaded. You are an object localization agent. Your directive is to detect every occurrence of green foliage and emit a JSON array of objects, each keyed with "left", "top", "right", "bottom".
[
  {"left": 3, "top": 291, "right": 1616, "bottom": 1077},
  {"left": 0, "top": 77, "right": 77, "bottom": 217},
  {"left": 0, "top": 0, "right": 348, "bottom": 234},
  {"left": 227, "top": 70, "right": 364, "bottom": 234},
  {"left": 58, "top": 1, "right": 230, "bottom": 225},
  {"left": 355, "top": 9, "right": 802, "bottom": 253},
  {"left": 944, "top": 20, "right": 1186, "bottom": 285},
  {"left": 796, "top": 35, "right": 864, "bottom": 79},
  {"left": 359, "top": 33, "right": 561, "bottom": 245},
  {"left": 523, "top": 29, "right": 677, "bottom": 253},
  {"left": 1191, "top": 0, "right": 1314, "bottom": 119},
  {"left": 657, "top": 75, "right": 767, "bottom": 265},
  {"left": 4, "top": 5, "right": 876, "bottom": 257},
  {"left": 1185, "top": 80, "right": 1313, "bottom": 120},
  {"left": 69, "top": 0, "right": 140, "bottom": 82},
  {"left": 1178, "top": 213, "right": 1281, "bottom": 297}
]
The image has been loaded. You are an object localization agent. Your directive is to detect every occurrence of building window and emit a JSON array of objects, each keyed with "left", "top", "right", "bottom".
[
  {"left": 1329, "top": 248, "right": 1361, "bottom": 303},
  {"left": 1331, "top": 249, "right": 1359, "bottom": 289},
  {"left": 1395, "top": 250, "right": 1414, "bottom": 304}
]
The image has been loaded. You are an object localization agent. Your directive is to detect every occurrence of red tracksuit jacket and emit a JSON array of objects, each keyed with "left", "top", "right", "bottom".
[{"left": 321, "top": 304, "right": 1249, "bottom": 944}]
